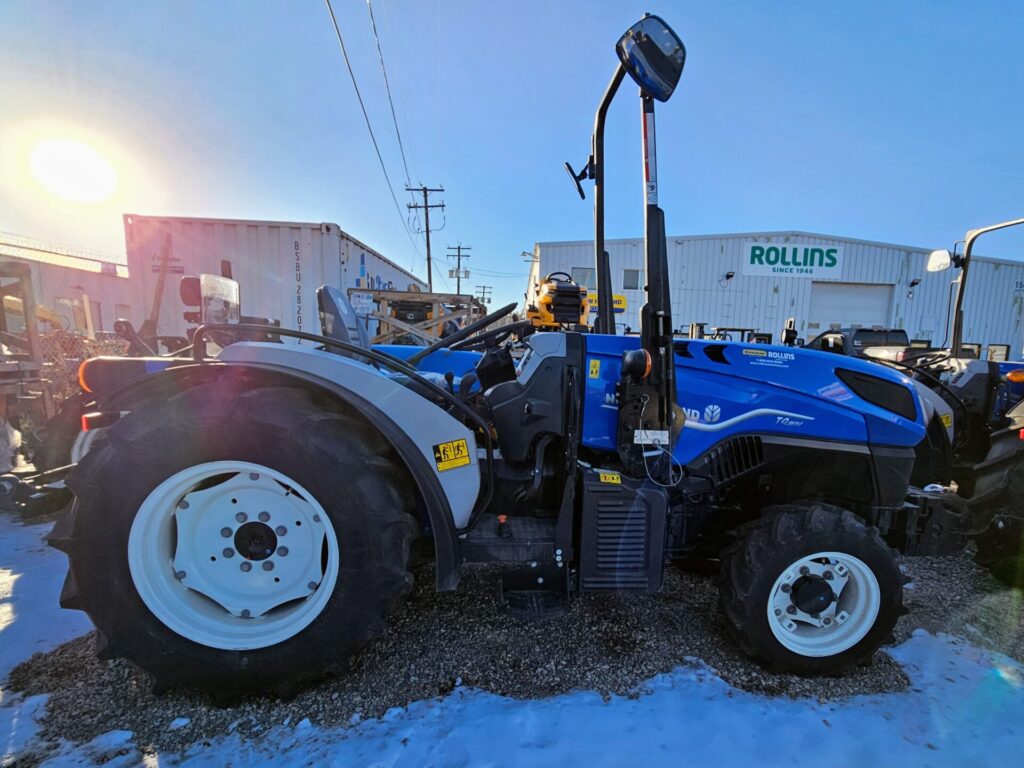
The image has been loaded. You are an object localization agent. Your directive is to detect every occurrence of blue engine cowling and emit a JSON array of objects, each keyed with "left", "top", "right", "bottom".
[{"left": 582, "top": 336, "right": 926, "bottom": 464}]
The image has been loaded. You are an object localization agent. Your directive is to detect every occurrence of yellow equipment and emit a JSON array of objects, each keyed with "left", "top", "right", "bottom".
[{"left": 526, "top": 272, "right": 589, "bottom": 329}]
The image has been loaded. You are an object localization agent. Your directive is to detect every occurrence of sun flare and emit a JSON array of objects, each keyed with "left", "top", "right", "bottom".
[{"left": 28, "top": 137, "right": 118, "bottom": 203}]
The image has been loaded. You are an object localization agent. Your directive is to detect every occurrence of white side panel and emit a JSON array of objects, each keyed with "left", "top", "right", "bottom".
[
  {"left": 216, "top": 342, "right": 479, "bottom": 528},
  {"left": 809, "top": 282, "right": 893, "bottom": 330}
]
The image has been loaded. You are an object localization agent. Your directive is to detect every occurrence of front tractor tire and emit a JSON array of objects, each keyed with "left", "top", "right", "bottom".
[
  {"left": 718, "top": 502, "right": 903, "bottom": 675},
  {"left": 49, "top": 378, "right": 417, "bottom": 697}
]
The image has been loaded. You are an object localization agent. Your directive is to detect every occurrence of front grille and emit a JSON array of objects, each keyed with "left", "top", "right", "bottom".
[{"left": 704, "top": 436, "right": 764, "bottom": 483}]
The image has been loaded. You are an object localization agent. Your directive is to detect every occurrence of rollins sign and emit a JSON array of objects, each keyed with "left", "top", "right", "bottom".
[{"left": 741, "top": 242, "right": 843, "bottom": 278}]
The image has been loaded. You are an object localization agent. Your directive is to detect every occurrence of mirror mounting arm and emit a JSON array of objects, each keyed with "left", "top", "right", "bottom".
[
  {"left": 950, "top": 217, "right": 1024, "bottom": 356},
  {"left": 591, "top": 64, "right": 627, "bottom": 336}
]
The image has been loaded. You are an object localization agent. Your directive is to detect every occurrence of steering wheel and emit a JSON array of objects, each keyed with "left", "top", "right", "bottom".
[
  {"left": 406, "top": 302, "right": 518, "bottom": 366},
  {"left": 451, "top": 319, "right": 534, "bottom": 352},
  {"left": 544, "top": 271, "right": 574, "bottom": 282}
]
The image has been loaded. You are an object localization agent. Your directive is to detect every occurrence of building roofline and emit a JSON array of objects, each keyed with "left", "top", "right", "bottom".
[{"left": 534, "top": 230, "right": 1021, "bottom": 267}]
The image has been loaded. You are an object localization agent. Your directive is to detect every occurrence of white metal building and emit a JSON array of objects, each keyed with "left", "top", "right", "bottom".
[
  {"left": 528, "top": 231, "right": 1024, "bottom": 356},
  {"left": 0, "top": 232, "right": 130, "bottom": 335},
  {"left": 124, "top": 215, "right": 426, "bottom": 338}
]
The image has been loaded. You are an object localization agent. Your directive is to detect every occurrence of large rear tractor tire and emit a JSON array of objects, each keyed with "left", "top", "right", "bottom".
[
  {"left": 48, "top": 377, "right": 417, "bottom": 697},
  {"left": 718, "top": 502, "right": 903, "bottom": 675}
]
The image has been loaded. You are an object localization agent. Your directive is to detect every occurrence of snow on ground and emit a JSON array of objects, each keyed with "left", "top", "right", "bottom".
[
  {"left": 2, "top": 511, "right": 1022, "bottom": 767},
  {"left": 0, "top": 514, "right": 92, "bottom": 680}
]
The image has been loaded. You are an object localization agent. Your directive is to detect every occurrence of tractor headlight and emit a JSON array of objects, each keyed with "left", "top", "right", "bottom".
[{"left": 836, "top": 369, "right": 917, "bottom": 421}]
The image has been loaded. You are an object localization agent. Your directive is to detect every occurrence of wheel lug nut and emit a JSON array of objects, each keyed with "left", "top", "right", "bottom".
[
  {"left": 799, "top": 566, "right": 810, "bottom": 576},
  {"left": 786, "top": 605, "right": 796, "bottom": 615},
  {"left": 275, "top": 526, "right": 287, "bottom": 536},
  {"left": 262, "top": 561, "right": 274, "bottom": 571},
  {"left": 781, "top": 583, "right": 791, "bottom": 593},
  {"left": 223, "top": 548, "right": 234, "bottom": 558},
  {"left": 220, "top": 527, "right": 232, "bottom": 538},
  {"left": 258, "top": 511, "right": 270, "bottom": 523},
  {"left": 236, "top": 512, "right": 247, "bottom": 523},
  {"left": 774, "top": 608, "right": 782, "bottom": 616},
  {"left": 823, "top": 618, "right": 832, "bottom": 626},
  {"left": 824, "top": 571, "right": 833, "bottom": 580},
  {"left": 277, "top": 546, "right": 288, "bottom": 557},
  {"left": 240, "top": 562, "right": 252, "bottom": 572}
]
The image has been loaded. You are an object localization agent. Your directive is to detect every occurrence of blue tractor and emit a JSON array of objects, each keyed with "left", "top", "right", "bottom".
[{"left": 50, "top": 16, "right": 949, "bottom": 696}]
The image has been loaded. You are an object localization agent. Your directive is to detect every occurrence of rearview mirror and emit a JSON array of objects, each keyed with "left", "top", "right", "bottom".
[
  {"left": 616, "top": 15, "right": 686, "bottom": 102},
  {"left": 926, "top": 249, "right": 952, "bottom": 272}
]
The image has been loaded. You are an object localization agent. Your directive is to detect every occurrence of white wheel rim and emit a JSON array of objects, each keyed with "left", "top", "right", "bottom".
[
  {"left": 766, "top": 551, "right": 881, "bottom": 658},
  {"left": 128, "top": 461, "right": 340, "bottom": 651}
]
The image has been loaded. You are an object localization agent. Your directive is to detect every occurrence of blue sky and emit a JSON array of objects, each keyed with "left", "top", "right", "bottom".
[{"left": 1, "top": 0, "right": 1021, "bottom": 307}]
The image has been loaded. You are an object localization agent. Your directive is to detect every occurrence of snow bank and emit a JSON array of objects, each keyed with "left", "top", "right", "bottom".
[{"left": 0, "top": 514, "right": 92, "bottom": 680}]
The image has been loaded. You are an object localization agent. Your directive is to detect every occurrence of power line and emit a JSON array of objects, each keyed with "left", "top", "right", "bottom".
[
  {"left": 323, "top": 0, "right": 423, "bottom": 270},
  {"left": 365, "top": 0, "right": 411, "bottom": 186}
]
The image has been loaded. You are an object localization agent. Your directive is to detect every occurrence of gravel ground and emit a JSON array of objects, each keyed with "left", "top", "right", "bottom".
[{"left": 7, "top": 548, "right": 1023, "bottom": 762}]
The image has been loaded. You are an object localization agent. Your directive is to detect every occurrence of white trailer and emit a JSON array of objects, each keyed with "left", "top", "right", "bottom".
[{"left": 123, "top": 214, "right": 425, "bottom": 339}]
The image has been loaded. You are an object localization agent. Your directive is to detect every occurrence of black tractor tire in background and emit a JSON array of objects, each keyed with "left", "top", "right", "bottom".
[
  {"left": 718, "top": 502, "right": 903, "bottom": 675},
  {"left": 49, "top": 374, "right": 417, "bottom": 697},
  {"left": 33, "top": 393, "right": 90, "bottom": 472},
  {"left": 972, "top": 462, "right": 1024, "bottom": 589}
]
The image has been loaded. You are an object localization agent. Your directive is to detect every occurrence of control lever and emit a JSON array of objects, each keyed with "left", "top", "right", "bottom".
[{"left": 114, "top": 319, "right": 156, "bottom": 356}]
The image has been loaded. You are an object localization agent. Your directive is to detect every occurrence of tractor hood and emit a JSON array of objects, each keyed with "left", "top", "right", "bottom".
[{"left": 583, "top": 336, "right": 926, "bottom": 463}]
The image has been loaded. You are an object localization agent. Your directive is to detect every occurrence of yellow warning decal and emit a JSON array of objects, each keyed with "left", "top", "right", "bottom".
[
  {"left": 433, "top": 438, "right": 471, "bottom": 472},
  {"left": 941, "top": 413, "right": 953, "bottom": 428},
  {"left": 588, "top": 359, "right": 601, "bottom": 379},
  {"left": 742, "top": 348, "right": 767, "bottom": 357},
  {"left": 598, "top": 471, "right": 621, "bottom": 484}
]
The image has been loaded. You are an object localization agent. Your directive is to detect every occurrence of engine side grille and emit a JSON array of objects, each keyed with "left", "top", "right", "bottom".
[
  {"left": 703, "top": 436, "right": 765, "bottom": 483},
  {"left": 579, "top": 471, "right": 667, "bottom": 592}
]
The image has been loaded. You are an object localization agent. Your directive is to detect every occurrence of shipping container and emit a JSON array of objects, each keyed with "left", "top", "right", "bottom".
[
  {"left": 123, "top": 214, "right": 425, "bottom": 339},
  {"left": 530, "top": 230, "right": 1024, "bottom": 357}
]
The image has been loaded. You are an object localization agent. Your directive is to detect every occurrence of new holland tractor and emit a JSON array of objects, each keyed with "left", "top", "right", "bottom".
[
  {"left": 888, "top": 220, "right": 1024, "bottom": 585},
  {"left": 50, "top": 16, "right": 964, "bottom": 696}
]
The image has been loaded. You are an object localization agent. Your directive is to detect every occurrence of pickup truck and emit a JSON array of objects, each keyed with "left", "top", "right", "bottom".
[{"left": 805, "top": 327, "right": 932, "bottom": 362}]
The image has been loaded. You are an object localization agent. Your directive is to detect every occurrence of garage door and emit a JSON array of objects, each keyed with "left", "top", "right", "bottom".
[{"left": 808, "top": 282, "right": 893, "bottom": 332}]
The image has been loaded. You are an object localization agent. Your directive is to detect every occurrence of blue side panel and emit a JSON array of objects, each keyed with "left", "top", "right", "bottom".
[
  {"left": 373, "top": 345, "right": 481, "bottom": 378},
  {"left": 582, "top": 335, "right": 925, "bottom": 462},
  {"left": 998, "top": 361, "right": 1024, "bottom": 407}
]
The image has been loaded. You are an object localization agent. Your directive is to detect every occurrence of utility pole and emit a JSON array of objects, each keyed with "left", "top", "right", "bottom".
[
  {"left": 447, "top": 244, "right": 471, "bottom": 294},
  {"left": 406, "top": 185, "right": 445, "bottom": 291},
  {"left": 475, "top": 285, "right": 492, "bottom": 306}
]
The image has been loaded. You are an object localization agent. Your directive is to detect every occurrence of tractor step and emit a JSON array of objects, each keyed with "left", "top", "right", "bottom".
[
  {"left": 460, "top": 514, "right": 556, "bottom": 563},
  {"left": 499, "top": 561, "right": 569, "bottom": 621}
]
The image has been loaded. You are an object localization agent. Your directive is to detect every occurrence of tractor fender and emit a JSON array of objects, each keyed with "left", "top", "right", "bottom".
[{"left": 89, "top": 352, "right": 476, "bottom": 591}]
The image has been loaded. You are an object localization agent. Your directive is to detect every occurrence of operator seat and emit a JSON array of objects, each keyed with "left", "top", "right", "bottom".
[{"left": 317, "top": 285, "right": 370, "bottom": 354}]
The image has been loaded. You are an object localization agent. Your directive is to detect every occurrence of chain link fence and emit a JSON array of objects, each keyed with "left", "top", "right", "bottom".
[{"left": 38, "top": 330, "right": 129, "bottom": 404}]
